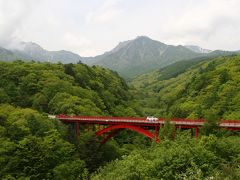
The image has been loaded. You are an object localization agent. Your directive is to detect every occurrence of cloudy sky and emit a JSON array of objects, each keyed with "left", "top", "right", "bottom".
[{"left": 0, "top": 0, "right": 240, "bottom": 56}]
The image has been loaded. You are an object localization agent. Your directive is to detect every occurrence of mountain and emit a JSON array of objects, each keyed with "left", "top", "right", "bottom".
[
  {"left": 83, "top": 36, "right": 206, "bottom": 78},
  {"left": 184, "top": 45, "right": 212, "bottom": 53},
  {"left": 1, "top": 36, "right": 239, "bottom": 78},
  {"left": 0, "top": 42, "right": 83, "bottom": 63},
  {"left": 83, "top": 36, "right": 238, "bottom": 79}
]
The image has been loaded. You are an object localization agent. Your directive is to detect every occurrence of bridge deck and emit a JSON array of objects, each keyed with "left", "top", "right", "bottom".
[{"left": 54, "top": 115, "right": 240, "bottom": 129}]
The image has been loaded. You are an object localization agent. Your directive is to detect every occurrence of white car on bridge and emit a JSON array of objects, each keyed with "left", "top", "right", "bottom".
[{"left": 146, "top": 116, "right": 158, "bottom": 121}]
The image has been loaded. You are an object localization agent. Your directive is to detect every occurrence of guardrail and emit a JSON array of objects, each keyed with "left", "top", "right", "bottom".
[{"left": 54, "top": 115, "right": 240, "bottom": 128}]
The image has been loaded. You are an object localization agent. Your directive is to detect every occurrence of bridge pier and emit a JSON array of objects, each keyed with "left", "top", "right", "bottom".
[
  {"left": 56, "top": 115, "right": 240, "bottom": 146},
  {"left": 195, "top": 127, "right": 199, "bottom": 139},
  {"left": 76, "top": 122, "right": 80, "bottom": 138},
  {"left": 155, "top": 126, "right": 159, "bottom": 140}
]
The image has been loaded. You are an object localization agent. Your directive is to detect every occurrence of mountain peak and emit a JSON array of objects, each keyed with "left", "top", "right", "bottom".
[
  {"left": 133, "top": 36, "right": 166, "bottom": 46},
  {"left": 135, "top": 36, "right": 151, "bottom": 40},
  {"left": 23, "top": 42, "right": 45, "bottom": 51}
]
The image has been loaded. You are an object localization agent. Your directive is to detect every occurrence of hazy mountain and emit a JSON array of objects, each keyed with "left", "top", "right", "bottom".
[
  {"left": 184, "top": 45, "right": 212, "bottom": 53},
  {"left": 0, "top": 42, "right": 83, "bottom": 63},
  {"left": 0, "top": 47, "right": 18, "bottom": 61},
  {"left": 0, "top": 47, "right": 32, "bottom": 61}
]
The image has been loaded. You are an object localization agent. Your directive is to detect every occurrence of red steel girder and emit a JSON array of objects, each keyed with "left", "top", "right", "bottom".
[{"left": 96, "top": 124, "right": 158, "bottom": 141}]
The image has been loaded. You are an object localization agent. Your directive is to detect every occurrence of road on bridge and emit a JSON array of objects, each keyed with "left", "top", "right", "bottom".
[{"left": 50, "top": 115, "right": 240, "bottom": 144}]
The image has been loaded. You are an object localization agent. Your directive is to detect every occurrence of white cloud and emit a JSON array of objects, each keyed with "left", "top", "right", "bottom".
[
  {"left": 62, "top": 32, "right": 96, "bottom": 56},
  {"left": 157, "top": 0, "right": 240, "bottom": 50},
  {"left": 85, "top": 0, "right": 124, "bottom": 24},
  {"left": 0, "top": 0, "right": 37, "bottom": 49},
  {"left": 0, "top": 0, "right": 240, "bottom": 56}
]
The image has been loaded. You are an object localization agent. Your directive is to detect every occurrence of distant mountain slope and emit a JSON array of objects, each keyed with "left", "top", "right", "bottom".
[
  {"left": 83, "top": 36, "right": 238, "bottom": 79},
  {"left": 131, "top": 54, "right": 240, "bottom": 119},
  {"left": 0, "top": 42, "right": 83, "bottom": 63},
  {"left": 0, "top": 47, "right": 31, "bottom": 61},
  {"left": 21, "top": 42, "right": 83, "bottom": 63},
  {"left": 184, "top": 45, "right": 212, "bottom": 53},
  {"left": 130, "top": 56, "right": 211, "bottom": 88}
]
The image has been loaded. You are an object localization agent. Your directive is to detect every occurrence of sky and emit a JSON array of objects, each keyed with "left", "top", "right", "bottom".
[{"left": 0, "top": 0, "right": 240, "bottom": 56}]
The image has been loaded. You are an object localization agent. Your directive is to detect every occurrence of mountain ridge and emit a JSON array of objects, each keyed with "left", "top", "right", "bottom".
[{"left": 1, "top": 36, "right": 239, "bottom": 78}]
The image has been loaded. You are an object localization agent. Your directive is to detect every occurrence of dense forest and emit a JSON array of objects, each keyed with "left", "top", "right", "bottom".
[
  {"left": 0, "top": 61, "right": 138, "bottom": 116},
  {"left": 0, "top": 61, "right": 140, "bottom": 179},
  {"left": 131, "top": 55, "right": 240, "bottom": 120},
  {"left": 1, "top": 56, "right": 240, "bottom": 179},
  {"left": 93, "top": 135, "right": 240, "bottom": 179}
]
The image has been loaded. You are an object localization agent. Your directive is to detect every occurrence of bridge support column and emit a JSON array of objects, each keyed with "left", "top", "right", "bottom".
[
  {"left": 155, "top": 126, "right": 160, "bottom": 142},
  {"left": 155, "top": 126, "right": 160, "bottom": 141},
  {"left": 195, "top": 127, "right": 199, "bottom": 139},
  {"left": 76, "top": 122, "right": 80, "bottom": 138}
]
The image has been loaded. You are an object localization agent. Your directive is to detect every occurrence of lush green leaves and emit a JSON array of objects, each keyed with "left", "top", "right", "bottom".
[
  {"left": 93, "top": 135, "right": 240, "bottom": 179},
  {"left": 131, "top": 55, "right": 240, "bottom": 120},
  {"left": 0, "top": 61, "right": 135, "bottom": 116},
  {"left": 0, "top": 104, "right": 88, "bottom": 179}
]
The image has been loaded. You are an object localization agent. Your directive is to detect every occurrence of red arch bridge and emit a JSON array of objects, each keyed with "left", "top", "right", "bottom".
[{"left": 52, "top": 115, "right": 240, "bottom": 144}]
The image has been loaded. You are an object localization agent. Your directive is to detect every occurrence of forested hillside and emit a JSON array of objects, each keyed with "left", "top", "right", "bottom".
[
  {"left": 131, "top": 55, "right": 240, "bottom": 120},
  {"left": 90, "top": 55, "right": 240, "bottom": 179},
  {"left": 0, "top": 61, "right": 137, "bottom": 116},
  {"left": 1, "top": 56, "right": 240, "bottom": 179},
  {"left": 93, "top": 135, "right": 240, "bottom": 179},
  {"left": 0, "top": 104, "right": 88, "bottom": 179},
  {"left": 0, "top": 61, "right": 140, "bottom": 179}
]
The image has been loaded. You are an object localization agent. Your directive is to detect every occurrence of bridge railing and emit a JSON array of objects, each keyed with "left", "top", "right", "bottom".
[
  {"left": 55, "top": 115, "right": 240, "bottom": 127},
  {"left": 219, "top": 120, "right": 240, "bottom": 127}
]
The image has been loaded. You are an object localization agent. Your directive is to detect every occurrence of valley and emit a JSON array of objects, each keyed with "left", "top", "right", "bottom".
[{"left": 1, "top": 53, "right": 240, "bottom": 179}]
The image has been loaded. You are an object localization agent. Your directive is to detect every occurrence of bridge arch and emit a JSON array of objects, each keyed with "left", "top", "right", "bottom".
[{"left": 96, "top": 125, "right": 159, "bottom": 144}]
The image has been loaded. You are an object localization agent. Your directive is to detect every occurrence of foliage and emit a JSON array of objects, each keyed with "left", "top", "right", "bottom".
[
  {"left": 0, "top": 61, "right": 136, "bottom": 116},
  {"left": 0, "top": 61, "right": 144, "bottom": 179},
  {"left": 0, "top": 104, "right": 88, "bottom": 179},
  {"left": 1, "top": 56, "right": 240, "bottom": 179},
  {"left": 92, "top": 135, "right": 240, "bottom": 179},
  {"left": 130, "top": 55, "right": 240, "bottom": 120}
]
